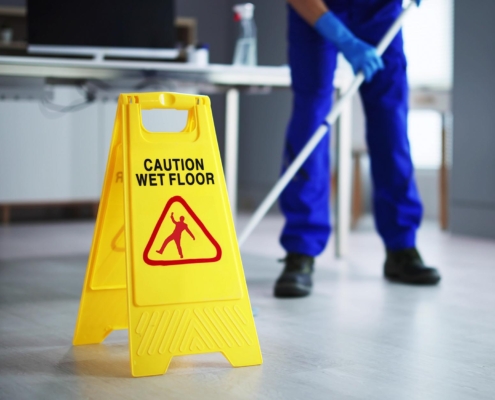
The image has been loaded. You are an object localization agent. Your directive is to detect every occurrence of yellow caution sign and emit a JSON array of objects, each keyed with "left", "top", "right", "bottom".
[{"left": 73, "top": 92, "right": 262, "bottom": 377}]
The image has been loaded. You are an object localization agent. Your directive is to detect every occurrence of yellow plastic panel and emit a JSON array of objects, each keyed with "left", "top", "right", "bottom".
[
  {"left": 73, "top": 106, "right": 128, "bottom": 345},
  {"left": 123, "top": 99, "right": 242, "bottom": 307},
  {"left": 73, "top": 92, "right": 262, "bottom": 377}
]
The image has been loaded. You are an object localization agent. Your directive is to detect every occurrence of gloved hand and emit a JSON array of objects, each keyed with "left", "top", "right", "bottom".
[
  {"left": 314, "top": 11, "right": 384, "bottom": 82},
  {"left": 415, "top": 0, "right": 421, "bottom": 5}
]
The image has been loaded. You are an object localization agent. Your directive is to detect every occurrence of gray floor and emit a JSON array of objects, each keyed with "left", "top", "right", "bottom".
[{"left": 1, "top": 215, "right": 495, "bottom": 400}]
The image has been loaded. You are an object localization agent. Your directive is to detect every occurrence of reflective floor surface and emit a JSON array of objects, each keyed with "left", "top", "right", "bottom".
[{"left": 1, "top": 215, "right": 494, "bottom": 399}]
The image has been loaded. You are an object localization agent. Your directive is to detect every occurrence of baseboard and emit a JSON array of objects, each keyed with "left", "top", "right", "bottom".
[{"left": 450, "top": 203, "right": 495, "bottom": 239}]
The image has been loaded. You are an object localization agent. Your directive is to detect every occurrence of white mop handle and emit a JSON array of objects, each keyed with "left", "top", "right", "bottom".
[{"left": 238, "top": 1, "right": 416, "bottom": 247}]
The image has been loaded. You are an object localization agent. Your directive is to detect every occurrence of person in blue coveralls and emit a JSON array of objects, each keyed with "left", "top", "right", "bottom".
[{"left": 274, "top": 0, "right": 441, "bottom": 298}]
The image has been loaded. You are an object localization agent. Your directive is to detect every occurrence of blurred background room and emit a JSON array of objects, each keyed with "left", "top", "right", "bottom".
[{"left": 1, "top": 0, "right": 494, "bottom": 398}]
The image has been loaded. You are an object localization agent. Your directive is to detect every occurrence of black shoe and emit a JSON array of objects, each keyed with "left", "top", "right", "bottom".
[
  {"left": 384, "top": 248, "right": 441, "bottom": 285},
  {"left": 274, "top": 253, "right": 314, "bottom": 298}
]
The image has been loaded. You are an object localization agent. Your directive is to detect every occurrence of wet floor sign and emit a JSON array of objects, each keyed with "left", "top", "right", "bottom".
[{"left": 73, "top": 92, "right": 262, "bottom": 377}]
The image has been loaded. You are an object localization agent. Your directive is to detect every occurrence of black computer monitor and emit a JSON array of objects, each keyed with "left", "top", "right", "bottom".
[{"left": 27, "top": 0, "right": 177, "bottom": 59}]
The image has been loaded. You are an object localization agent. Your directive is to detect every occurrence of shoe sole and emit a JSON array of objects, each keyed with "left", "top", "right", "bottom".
[
  {"left": 274, "top": 283, "right": 311, "bottom": 298},
  {"left": 384, "top": 273, "right": 441, "bottom": 285}
]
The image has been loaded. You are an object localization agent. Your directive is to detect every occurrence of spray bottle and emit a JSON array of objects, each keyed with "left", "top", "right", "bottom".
[{"left": 232, "top": 3, "right": 257, "bottom": 66}]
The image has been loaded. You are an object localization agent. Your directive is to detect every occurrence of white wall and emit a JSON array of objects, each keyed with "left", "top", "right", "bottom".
[
  {"left": 403, "top": 0, "right": 453, "bottom": 88},
  {"left": 0, "top": 88, "right": 100, "bottom": 203},
  {"left": 450, "top": 0, "right": 495, "bottom": 238},
  {"left": 0, "top": 88, "right": 190, "bottom": 204}
]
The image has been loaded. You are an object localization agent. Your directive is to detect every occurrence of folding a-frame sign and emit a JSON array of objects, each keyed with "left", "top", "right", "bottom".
[{"left": 73, "top": 92, "right": 262, "bottom": 377}]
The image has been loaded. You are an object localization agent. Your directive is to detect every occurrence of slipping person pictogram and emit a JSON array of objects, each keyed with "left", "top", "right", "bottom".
[
  {"left": 143, "top": 196, "right": 222, "bottom": 267},
  {"left": 156, "top": 212, "right": 195, "bottom": 258}
]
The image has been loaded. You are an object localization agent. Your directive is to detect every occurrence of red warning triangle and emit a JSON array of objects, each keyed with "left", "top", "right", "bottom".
[{"left": 143, "top": 196, "right": 222, "bottom": 266}]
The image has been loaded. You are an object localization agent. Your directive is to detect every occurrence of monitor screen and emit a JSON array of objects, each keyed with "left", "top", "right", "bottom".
[{"left": 27, "top": 0, "right": 176, "bottom": 49}]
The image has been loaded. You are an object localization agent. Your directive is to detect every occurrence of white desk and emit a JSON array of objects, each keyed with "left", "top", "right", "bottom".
[{"left": 0, "top": 55, "right": 353, "bottom": 256}]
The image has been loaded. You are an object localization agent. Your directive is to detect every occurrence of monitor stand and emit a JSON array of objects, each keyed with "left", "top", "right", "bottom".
[{"left": 28, "top": 45, "right": 180, "bottom": 63}]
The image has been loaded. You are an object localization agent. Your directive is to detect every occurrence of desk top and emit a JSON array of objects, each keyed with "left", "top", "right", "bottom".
[
  {"left": 0, "top": 56, "right": 293, "bottom": 87},
  {"left": 0, "top": 55, "right": 358, "bottom": 90}
]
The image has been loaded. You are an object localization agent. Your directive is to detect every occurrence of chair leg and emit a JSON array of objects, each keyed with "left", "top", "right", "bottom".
[
  {"left": 92, "top": 202, "right": 99, "bottom": 219},
  {"left": 351, "top": 153, "right": 363, "bottom": 230},
  {"left": 439, "top": 113, "right": 449, "bottom": 230},
  {"left": 2, "top": 205, "right": 11, "bottom": 225},
  {"left": 331, "top": 172, "right": 337, "bottom": 204}
]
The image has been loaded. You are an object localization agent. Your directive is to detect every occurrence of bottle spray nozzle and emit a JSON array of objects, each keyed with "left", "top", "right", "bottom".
[{"left": 233, "top": 3, "right": 254, "bottom": 20}]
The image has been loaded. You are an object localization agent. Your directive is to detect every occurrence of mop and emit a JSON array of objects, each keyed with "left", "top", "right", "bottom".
[{"left": 238, "top": 1, "right": 417, "bottom": 247}]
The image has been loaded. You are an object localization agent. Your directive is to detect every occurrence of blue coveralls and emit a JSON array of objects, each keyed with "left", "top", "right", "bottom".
[{"left": 280, "top": 0, "right": 423, "bottom": 256}]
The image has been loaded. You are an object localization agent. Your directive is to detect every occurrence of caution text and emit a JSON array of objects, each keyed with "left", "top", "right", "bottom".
[{"left": 136, "top": 158, "right": 215, "bottom": 187}]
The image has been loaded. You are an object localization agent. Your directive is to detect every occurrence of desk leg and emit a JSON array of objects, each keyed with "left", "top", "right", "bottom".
[
  {"left": 335, "top": 93, "right": 352, "bottom": 258},
  {"left": 225, "top": 88, "right": 240, "bottom": 222}
]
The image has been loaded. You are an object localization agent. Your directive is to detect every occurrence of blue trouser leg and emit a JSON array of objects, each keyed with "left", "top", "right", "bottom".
[
  {"left": 351, "top": 3, "right": 423, "bottom": 250},
  {"left": 279, "top": 8, "right": 338, "bottom": 257},
  {"left": 280, "top": 1, "right": 422, "bottom": 255}
]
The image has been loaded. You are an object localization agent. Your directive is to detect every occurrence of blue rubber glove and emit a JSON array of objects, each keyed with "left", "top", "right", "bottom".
[
  {"left": 415, "top": 0, "right": 421, "bottom": 5},
  {"left": 314, "top": 11, "right": 384, "bottom": 82}
]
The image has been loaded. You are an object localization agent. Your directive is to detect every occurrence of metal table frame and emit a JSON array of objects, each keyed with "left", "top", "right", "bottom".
[{"left": 0, "top": 55, "right": 353, "bottom": 257}]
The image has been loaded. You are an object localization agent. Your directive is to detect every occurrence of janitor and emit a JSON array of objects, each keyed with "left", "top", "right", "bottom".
[{"left": 275, "top": 0, "right": 441, "bottom": 298}]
